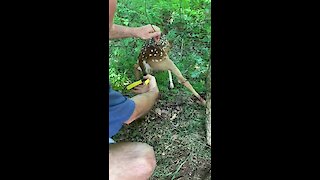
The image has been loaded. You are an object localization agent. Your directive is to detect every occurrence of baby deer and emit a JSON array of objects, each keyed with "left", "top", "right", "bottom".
[{"left": 133, "top": 35, "right": 206, "bottom": 105}]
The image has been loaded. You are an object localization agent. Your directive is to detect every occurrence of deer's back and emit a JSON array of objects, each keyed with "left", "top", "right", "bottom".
[{"left": 137, "top": 36, "right": 172, "bottom": 72}]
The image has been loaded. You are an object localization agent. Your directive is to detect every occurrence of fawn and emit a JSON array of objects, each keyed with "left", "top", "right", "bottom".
[{"left": 133, "top": 35, "right": 206, "bottom": 105}]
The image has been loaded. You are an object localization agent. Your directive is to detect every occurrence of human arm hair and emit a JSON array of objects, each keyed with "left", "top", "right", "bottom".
[{"left": 109, "top": 24, "right": 137, "bottom": 39}]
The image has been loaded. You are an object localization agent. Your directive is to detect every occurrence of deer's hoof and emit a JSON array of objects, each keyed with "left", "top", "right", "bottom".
[
  {"left": 168, "top": 82, "right": 174, "bottom": 89},
  {"left": 196, "top": 101, "right": 206, "bottom": 106},
  {"left": 196, "top": 98, "right": 206, "bottom": 106}
]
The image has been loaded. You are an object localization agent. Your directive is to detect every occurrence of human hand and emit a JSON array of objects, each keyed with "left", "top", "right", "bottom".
[
  {"left": 131, "top": 74, "right": 159, "bottom": 94},
  {"left": 132, "top": 24, "right": 161, "bottom": 42}
]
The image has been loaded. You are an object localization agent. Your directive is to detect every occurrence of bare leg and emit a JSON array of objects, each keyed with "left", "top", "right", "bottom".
[
  {"left": 109, "top": 142, "right": 157, "bottom": 180},
  {"left": 168, "top": 70, "right": 174, "bottom": 89}
]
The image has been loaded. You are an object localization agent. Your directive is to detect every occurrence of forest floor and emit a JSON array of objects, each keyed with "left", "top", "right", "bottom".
[{"left": 113, "top": 89, "right": 211, "bottom": 179}]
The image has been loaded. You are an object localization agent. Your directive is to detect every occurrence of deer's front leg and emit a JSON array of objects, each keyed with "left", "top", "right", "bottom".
[
  {"left": 168, "top": 70, "right": 174, "bottom": 89},
  {"left": 134, "top": 64, "right": 142, "bottom": 80}
]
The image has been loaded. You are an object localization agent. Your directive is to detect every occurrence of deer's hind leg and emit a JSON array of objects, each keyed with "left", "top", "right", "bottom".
[
  {"left": 134, "top": 64, "right": 142, "bottom": 80},
  {"left": 168, "top": 70, "right": 174, "bottom": 89},
  {"left": 161, "top": 59, "right": 206, "bottom": 105}
]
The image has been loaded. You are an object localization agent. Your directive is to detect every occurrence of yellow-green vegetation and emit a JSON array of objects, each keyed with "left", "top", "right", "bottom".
[{"left": 109, "top": 0, "right": 211, "bottom": 179}]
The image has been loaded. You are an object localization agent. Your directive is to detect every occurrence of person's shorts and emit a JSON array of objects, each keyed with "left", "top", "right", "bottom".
[{"left": 109, "top": 138, "right": 116, "bottom": 144}]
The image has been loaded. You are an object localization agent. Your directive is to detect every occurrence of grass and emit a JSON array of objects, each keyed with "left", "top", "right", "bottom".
[{"left": 109, "top": 0, "right": 211, "bottom": 179}]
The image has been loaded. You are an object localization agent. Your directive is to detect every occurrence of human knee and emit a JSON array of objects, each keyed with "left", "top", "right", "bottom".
[
  {"left": 134, "top": 143, "right": 157, "bottom": 177},
  {"left": 109, "top": 142, "right": 157, "bottom": 179}
]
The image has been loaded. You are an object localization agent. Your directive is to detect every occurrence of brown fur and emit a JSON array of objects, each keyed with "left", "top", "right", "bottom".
[{"left": 134, "top": 36, "right": 206, "bottom": 106}]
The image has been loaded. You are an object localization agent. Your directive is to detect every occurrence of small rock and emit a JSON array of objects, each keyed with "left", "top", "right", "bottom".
[
  {"left": 155, "top": 108, "right": 161, "bottom": 115},
  {"left": 172, "top": 134, "right": 178, "bottom": 140},
  {"left": 161, "top": 110, "right": 169, "bottom": 115},
  {"left": 170, "top": 113, "right": 177, "bottom": 120}
]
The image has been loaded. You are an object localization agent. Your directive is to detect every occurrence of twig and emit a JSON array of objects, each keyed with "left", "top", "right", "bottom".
[
  {"left": 179, "top": 0, "right": 183, "bottom": 21},
  {"left": 144, "top": 0, "right": 156, "bottom": 32},
  {"left": 180, "top": 39, "right": 184, "bottom": 57}
]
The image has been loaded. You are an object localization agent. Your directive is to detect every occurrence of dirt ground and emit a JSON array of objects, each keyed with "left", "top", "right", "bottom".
[{"left": 113, "top": 91, "right": 211, "bottom": 179}]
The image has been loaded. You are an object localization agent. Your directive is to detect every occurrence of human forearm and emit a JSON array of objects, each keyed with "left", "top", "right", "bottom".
[
  {"left": 125, "top": 88, "right": 159, "bottom": 124},
  {"left": 109, "top": 24, "right": 161, "bottom": 40},
  {"left": 109, "top": 24, "right": 137, "bottom": 39}
]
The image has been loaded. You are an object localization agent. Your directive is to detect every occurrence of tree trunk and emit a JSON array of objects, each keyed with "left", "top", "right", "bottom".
[{"left": 206, "top": 61, "right": 211, "bottom": 146}]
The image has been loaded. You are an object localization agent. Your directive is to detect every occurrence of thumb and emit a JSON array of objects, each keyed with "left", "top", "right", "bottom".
[{"left": 143, "top": 74, "right": 152, "bottom": 79}]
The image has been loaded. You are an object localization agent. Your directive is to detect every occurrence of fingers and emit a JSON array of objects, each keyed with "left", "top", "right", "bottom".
[
  {"left": 133, "top": 86, "right": 142, "bottom": 90},
  {"left": 149, "top": 25, "right": 160, "bottom": 32},
  {"left": 134, "top": 84, "right": 146, "bottom": 90},
  {"left": 149, "top": 25, "right": 161, "bottom": 42},
  {"left": 145, "top": 24, "right": 160, "bottom": 32},
  {"left": 154, "top": 36, "right": 160, "bottom": 42},
  {"left": 131, "top": 74, "right": 158, "bottom": 94},
  {"left": 141, "top": 31, "right": 161, "bottom": 40},
  {"left": 131, "top": 89, "right": 141, "bottom": 94},
  {"left": 134, "top": 24, "right": 162, "bottom": 40},
  {"left": 144, "top": 24, "right": 161, "bottom": 41},
  {"left": 143, "top": 74, "right": 154, "bottom": 80},
  {"left": 131, "top": 88, "right": 142, "bottom": 94},
  {"left": 150, "top": 31, "right": 161, "bottom": 38},
  {"left": 143, "top": 74, "right": 158, "bottom": 91},
  {"left": 131, "top": 84, "right": 149, "bottom": 94}
]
